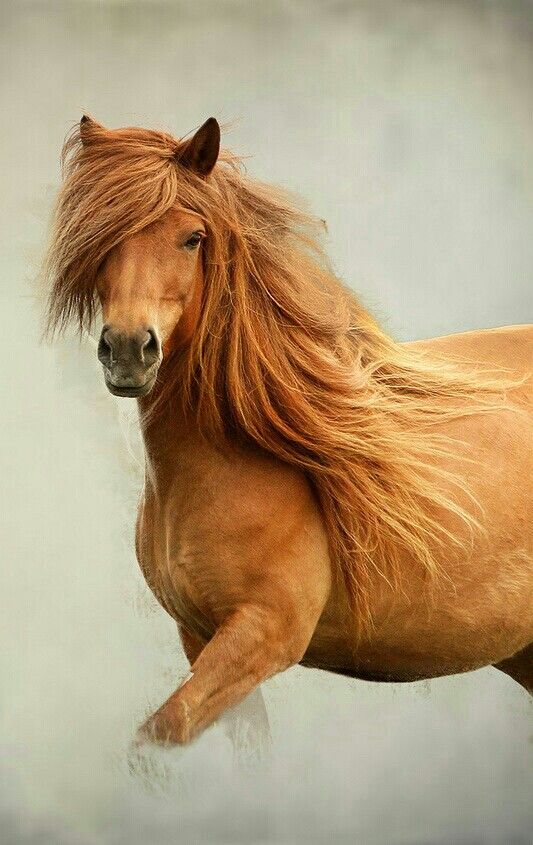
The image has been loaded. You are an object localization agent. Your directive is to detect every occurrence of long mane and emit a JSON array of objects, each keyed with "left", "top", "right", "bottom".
[{"left": 44, "top": 119, "right": 518, "bottom": 636}]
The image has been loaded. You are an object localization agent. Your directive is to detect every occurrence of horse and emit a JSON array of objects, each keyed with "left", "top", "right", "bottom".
[{"left": 43, "top": 115, "right": 532, "bottom": 747}]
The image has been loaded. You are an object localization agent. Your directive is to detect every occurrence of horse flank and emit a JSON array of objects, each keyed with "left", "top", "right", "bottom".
[{"left": 43, "top": 119, "right": 522, "bottom": 636}]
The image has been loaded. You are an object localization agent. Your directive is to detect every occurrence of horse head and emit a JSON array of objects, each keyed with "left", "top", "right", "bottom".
[{"left": 78, "top": 115, "right": 220, "bottom": 397}]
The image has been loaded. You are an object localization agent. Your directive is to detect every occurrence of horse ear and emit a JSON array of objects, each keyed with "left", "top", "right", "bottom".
[
  {"left": 177, "top": 117, "right": 220, "bottom": 176},
  {"left": 79, "top": 114, "right": 103, "bottom": 145}
]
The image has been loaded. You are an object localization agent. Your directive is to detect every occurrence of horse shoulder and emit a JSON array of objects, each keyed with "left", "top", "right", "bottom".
[{"left": 159, "top": 444, "right": 333, "bottom": 651}]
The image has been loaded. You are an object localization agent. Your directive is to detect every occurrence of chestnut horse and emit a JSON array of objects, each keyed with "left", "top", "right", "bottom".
[{"left": 44, "top": 115, "right": 532, "bottom": 747}]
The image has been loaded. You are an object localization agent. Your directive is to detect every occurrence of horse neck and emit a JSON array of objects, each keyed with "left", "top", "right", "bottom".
[
  {"left": 137, "top": 269, "right": 206, "bottom": 486},
  {"left": 135, "top": 355, "right": 195, "bottom": 492}
]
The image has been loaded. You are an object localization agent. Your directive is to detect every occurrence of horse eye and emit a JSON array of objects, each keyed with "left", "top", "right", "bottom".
[{"left": 184, "top": 231, "right": 203, "bottom": 249}]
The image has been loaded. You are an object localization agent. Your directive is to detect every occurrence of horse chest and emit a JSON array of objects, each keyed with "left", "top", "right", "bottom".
[{"left": 135, "top": 492, "right": 218, "bottom": 642}]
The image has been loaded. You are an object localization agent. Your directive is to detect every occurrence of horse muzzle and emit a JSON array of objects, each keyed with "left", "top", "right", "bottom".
[{"left": 97, "top": 324, "right": 162, "bottom": 398}]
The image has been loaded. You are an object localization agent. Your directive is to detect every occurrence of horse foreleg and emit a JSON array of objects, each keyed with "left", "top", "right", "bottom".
[
  {"left": 177, "top": 623, "right": 272, "bottom": 757},
  {"left": 138, "top": 604, "right": 301, "bottom": 746},
  {"left": 494, "top": 644, "right": 533, "bottom": 695}
]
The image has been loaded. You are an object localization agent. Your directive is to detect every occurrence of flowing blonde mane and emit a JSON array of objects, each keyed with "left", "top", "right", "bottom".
[{"left": 44, "top": 119, "right": 518, "bottom": 636}]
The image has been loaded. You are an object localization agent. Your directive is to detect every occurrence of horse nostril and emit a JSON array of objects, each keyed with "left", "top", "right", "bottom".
[
  {"left": 97, "top": 328, "right": 113, "bottom": 364},
  {"left": 141, "top": 328, "right": 160, "bottom": 363}
]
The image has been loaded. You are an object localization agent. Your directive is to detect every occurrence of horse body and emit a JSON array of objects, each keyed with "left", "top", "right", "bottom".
[
  {"left": 44, "top": 115, "right": 532, "bottom": 746},
  {"left": 136, "top": 325, "right": 532, "bottom": 704}
]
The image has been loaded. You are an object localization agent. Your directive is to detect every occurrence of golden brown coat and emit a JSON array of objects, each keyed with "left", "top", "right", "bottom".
[{"left": 44, "top": 116, "right": 532, "bottom": 746}]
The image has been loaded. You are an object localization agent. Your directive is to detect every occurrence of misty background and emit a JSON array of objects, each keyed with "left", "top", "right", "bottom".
[{"left": 1, "top": 1, "right": 532, "bottom": 843}]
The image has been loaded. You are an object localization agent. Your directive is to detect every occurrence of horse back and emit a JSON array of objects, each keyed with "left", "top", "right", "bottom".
[{"left": 406, "top": 324, "right": 532, "bottom": 386}]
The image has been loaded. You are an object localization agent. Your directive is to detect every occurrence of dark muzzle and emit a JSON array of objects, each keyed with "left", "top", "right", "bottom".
[{"left": 97, "top": 325, "right": 161, "bottom": 397}]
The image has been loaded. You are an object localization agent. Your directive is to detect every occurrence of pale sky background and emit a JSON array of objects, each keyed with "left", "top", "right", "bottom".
[{"left": 0, "top": 1, "right": 532, "bottom": 843}]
